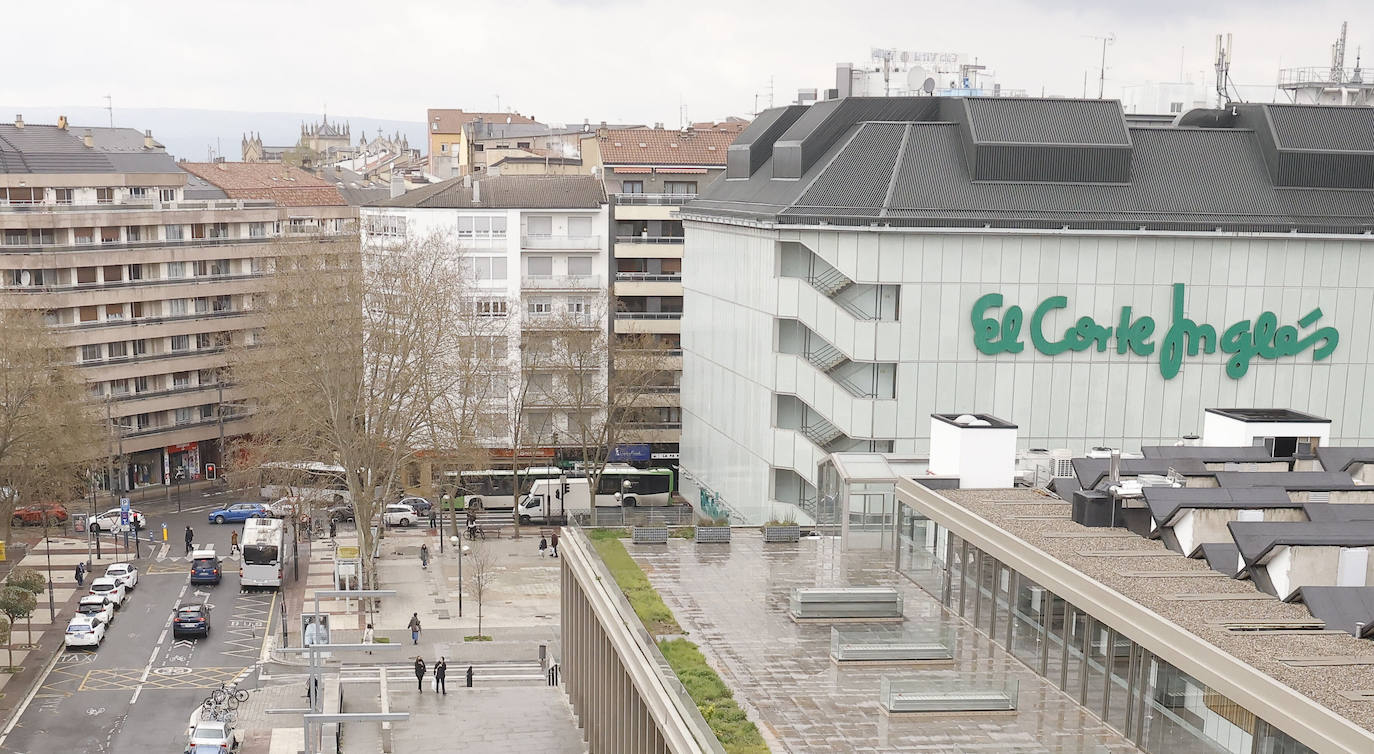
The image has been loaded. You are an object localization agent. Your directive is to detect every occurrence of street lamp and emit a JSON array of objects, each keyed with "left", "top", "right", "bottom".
[
  {"left": 439, "top": 495, "right": 449, "bottom": 553},
  {"left": 450, "top": 534, "right": 462, "bottom": 617}
]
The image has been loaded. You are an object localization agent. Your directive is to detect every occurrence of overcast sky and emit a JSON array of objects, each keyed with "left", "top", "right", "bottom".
[{"left": 7, "top": 1, "right": 1372, "bottom": 125}]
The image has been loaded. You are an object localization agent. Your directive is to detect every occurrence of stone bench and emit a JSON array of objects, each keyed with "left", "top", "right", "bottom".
[
  {"left": 790, "top": 587, "right": 903, "bottom": 621},
  {"left": 881, "top": 677, "right": 1018, "bottom": 714}
]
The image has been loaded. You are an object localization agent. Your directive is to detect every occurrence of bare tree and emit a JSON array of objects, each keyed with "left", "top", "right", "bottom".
[
  {"left": 465, "top": 538, "right": 497, "bottom": 639},
  {"left": 232, "top": 233, "right": 478, "bottom": 584},
  {"left": 0, "top": 305, "right": 101, "bottom": 545}
]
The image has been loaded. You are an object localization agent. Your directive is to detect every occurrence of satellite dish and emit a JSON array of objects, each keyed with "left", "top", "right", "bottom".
[
  {"left": 905, "top": 66, "right": 928, "bottom": 93},
  {"left": 923, "top": 77, "right": 936, "bottom": 95},
  {"left": 18, "top": 270, "right": 30, "bottom": 286}
]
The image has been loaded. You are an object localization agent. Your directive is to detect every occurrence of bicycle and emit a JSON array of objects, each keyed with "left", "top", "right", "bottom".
[{"left": 209, "top": 681, "right": 249, "bottom": 705}]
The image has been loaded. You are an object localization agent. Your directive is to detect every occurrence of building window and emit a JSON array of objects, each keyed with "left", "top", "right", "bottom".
[
  {"left": 134, "top": 376, "right": 150, "bottom": 393},
  {"left": 526, "top": 216, "right": 552, "bottom": 237},
  {"left": 200, "top": 404, "right": 214, "bottom": 420},
  {"left": 457, "top": 215, "right": 507, "bottom": 241},
  {"left": 105, "top": 303, "right": 124, "bottom": 320},
  {"left": 567, "top": 256, "right": 593, "bottom": 277},
  {"left": 74, "top": 228, "right": 94, "bottom": 244},
  {"left": 212, "top": 295, "right": 231, "bottom": 312},
  {"left": 475, "top": 299, "right": 508, "bottom": 318},
  {"left": 173, "top": 371, "right": 191, "bottom": 388},
  {"left": 76, "top": 267, "right": 97, "bottom": 284},
  {"left": 136, "top": 413, "right": 151, "bottom": 430},
  {"left": 165, "top": 224, "right": 184, "bottom": 240},
  {"left": 100, "top": 227, "right": 121, "bottom": 243},
  {"left": 160, "top": 189, "right": 177, "bottom": 203},
  {"left": 54, "top": 188, "right": 73, "bottom": 205},
  {"left": 664, "top": 181, "right": 697, "bottom": 195},
  {"left": 169, "top": 299, "right": 189, "bottom": 316},
  {"left": 568, "top": 216, "right": 593, "bottom": 238},
  {"left": 527, "top": 256, "right": 553, "bottom": 277},
  {"left": 527, "top": 298, "right": 553, "bottom": 316},
  {"left": 132, "top": 339, "right": 148, "bottom": 356},
  {"left": 472, "top": 256, "right": 507, "bottom": 281},
  {"left": 81, "top": 344, "right": 102, "bottom": 362},
  {"left": 567, "top": 297, "right": 587, "bottom": 315},
  {"left": 109, "top": 379, "right": 129, "bottom": 395},
  {"left": 171, "top": 335, "right": 190, "bottom": 352},
  {"left": 196, "top": 333, "right": 212, "bottom": 349},
  {"left": 1170, "top": 102, "right": 1184, "bottom": 113},
  {"left": 6, "top": 268, "right": 45, "bottom": 285},
  {"left": 365, "top": 215, "right": 408, "bottom": 238},
  {"left": 96, "top": 188, "right": 114, "bottom": 204},
  {"left": 128, "top": 187, "right": 149, "bottom": 200},
  {"left": 167, "top": 262, "right": 186, "bottom": 278},
  {"left": 175, "top": 407, "right": 194, "bottom": 425},
  {"left": 79, "top": 306, "right": 98, "bottom": 323},
  {"left": 107, "top": 341, "right": 128, "bottom": 359},
  {"left": 440, "top": 144, "right": 447, "bottom": 152},
  {"left": 128, "top": 263, "right": 143, "bottom": 280},
  {"left": 249, "top": 222, "right": 267, "bottom": 238},
  {"left": 195, "top": 297, "right": 210, "bottom": 313}
]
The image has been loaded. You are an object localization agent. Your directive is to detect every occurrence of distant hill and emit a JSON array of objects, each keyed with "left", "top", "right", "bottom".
[{"left": 0, "top": 105, "right": 428, "bottom": 163}]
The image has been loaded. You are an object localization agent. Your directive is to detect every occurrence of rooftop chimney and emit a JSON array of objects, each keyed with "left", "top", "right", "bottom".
[
  {"left": 389, "top": 173, "right": 405, "bottom": 199},
  {"left": 462, "top": 174, "right": 472, "bottom": 188},
  {"left": 82, "top": 130, "right": 94, "bottom": 148},
  {"left": 13, "top": 114, "right": 23, "bottom": 129},
  {"left": 56, "top": 116, "right": 67, "bottom": 130},
  {"left": 471, "top": 180, "right": 481, "bottom": 203},
  {"left": 144, "top": 130, "right": 155, "bottom": 149}
]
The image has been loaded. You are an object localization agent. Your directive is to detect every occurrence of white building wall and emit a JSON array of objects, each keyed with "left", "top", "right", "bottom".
[{"left": 682, "top": 221, "right": 1374, "bottom": 522}]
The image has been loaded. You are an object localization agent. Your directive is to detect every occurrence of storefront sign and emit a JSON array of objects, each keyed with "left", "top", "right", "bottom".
[{"left": 971, "top": 283, "right": 1339, "bottom": 379}]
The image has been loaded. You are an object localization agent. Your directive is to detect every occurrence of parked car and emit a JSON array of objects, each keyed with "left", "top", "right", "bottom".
[
  {"left": 76, "top": 594, "right": 116, "bottom": 626},
  {"left": 11, "top": 502, "right": 68, "bottom": 527},
  {"left": 88, "top": 508, "right": 146, "bottom": 532},
  {"left": 326, "top": 503, "right": 355, "bottom": 523},
  {"left": 104, "top": 562, "right": 138, "bottom": 591},
  {"left": 185, "top": 719, "right": 237, "bottom": 752},
  {"left": 88, "top": 577, "right": 126, "bottom": 608},
  {"left": 208, "top": 503, "right": 269, "bottom": 524},
  {"left": 265, "top": 497, "right": 302, "bottom": 519},
  {"left": 382, "top": 503, "right": 418, "bottom": 527},
  {"left": 172, "top": 603, "right": 211, "bottom": 638},
  {"left": 397, "top": 496, "right": 433, "bottom": 515},
  {"left": 189, "top": 550, "right": 222, "bottom": 585},
  {"left": 64, "top": 614, "right": 107, "bottom": 649}
]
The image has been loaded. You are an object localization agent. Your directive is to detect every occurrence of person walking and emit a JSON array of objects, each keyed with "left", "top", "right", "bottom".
[
  {"left": 428, "top": 509, "right": 437, "bottom": 529},
  {"left": 329, "top": 519, "right": 337, "bottom": 539},
  {"left": 414, "top": 656, "right": 426, "bottom": 692},
  {"left": 538, "top": 536, "right": 548, "bottom": 557},
  {"left": 363, "top": 623, "right": 375, "bottom": 655},
  {"left": 74, "top": 562, "right": 85, "bottom": 587},
  {"left": 408, "top": 612, "right": 422, "bottom": 644},
  {"left": 420, "top": 543, "right": 430, "bottom": 570},
  {"left": 435, "top": 657, "right": 447, "bottom": 695},
  {"left": 230, "top": 530, "right": 239, "bottom": 555},
  {"left": 550, "top": 530, "right": 560, "bottom": 558},
  {"left": 184, "top": 525, "right": 194, "bottom": 556}
]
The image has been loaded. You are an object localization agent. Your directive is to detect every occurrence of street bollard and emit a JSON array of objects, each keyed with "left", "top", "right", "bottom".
[
  {"left": 162, "top": 523, "right": 168, "bottom": 542},
  {"left": 465, "top": 666, "right": 473, "bottom": 688}
]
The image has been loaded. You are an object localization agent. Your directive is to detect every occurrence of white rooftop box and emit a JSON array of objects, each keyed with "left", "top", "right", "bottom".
[
  {"left": 1201, "top": 408, "right": 1331, "bottom": 457},
  {"left": 929, "top": 413, "right": 1017, "bottom": 489}
]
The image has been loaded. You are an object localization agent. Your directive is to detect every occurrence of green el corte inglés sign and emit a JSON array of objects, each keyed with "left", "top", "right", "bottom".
[{"left": 970, "top": 283, "right": 1339, "bottom": 379}]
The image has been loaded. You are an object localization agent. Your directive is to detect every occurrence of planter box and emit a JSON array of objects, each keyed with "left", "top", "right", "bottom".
[
  {"left": 632, "top": 525, "right": 668, "bottom": 544},
  {"left": 762, "top": 524, "right": 800, "bottom": 543},
  {"left": 694, "top": 526, "right": 732, "bottom": 544}
]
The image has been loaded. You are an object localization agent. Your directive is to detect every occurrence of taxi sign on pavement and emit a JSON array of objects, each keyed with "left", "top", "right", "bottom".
[{"left": 337, "top": 546, "right": 360, "bottom": 560}]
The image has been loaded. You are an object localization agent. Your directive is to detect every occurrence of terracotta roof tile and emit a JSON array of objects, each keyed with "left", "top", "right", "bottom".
[
  {"left": 427, "top": 109, "right": 538, "bottom": 135},
  {"left": 596, "top": 126, "right": 744, "bottom": 166},
  {"left": 178, "top": 162, "right": 348, "bottom": 207}
]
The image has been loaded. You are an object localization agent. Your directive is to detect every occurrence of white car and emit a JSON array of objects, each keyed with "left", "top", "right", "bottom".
[
  {"left": 88, "top": 508, "right": 146, "bottom": 532},
  {"left": 105, "top": 562, "right": 138, "bottom": 591},
  {"left": 76, "top": 594, "right": 116, "bottom": 625},
  {"left": 186, "top": 720, "right": 239, "bottom": 752},
  {"left": 64, "top": 614, "right": 107, "bottom": 649},
  {"left": 265, "top": 497, "right": 302, "bottom": 519},
  {"left": 88, "top": 577, "right": 127, "bottom": 608},
  {"left": 382, "top": 503, "right": 418, "bottom": 527}
]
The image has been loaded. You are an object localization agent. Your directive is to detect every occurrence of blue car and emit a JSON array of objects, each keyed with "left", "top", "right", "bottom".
[{"left": 208, "top": 503, "right": 269, "bottom": 524}]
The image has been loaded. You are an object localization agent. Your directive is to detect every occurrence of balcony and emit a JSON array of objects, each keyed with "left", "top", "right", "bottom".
[
  {"left": 615, "top": 312, "right": 682, "bottom": 320},
  {"left": 610, "top": 194, "right": 696, "bottom": 206},
  {"left": 520, "top": 234, "right": 601, "bottom": 250},
  {"left": 614, "top": 236, "right": 683, "bottom": 245},
  {"left": 0, "top": 198, "right": 277, "bottom": 214},
  {"left": 521, "top": 275, "right": 602, "bottom": 290}
]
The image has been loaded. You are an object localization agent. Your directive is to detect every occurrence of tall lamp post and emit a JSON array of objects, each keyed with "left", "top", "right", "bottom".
[
  {"left": 42, "top": 515, "right": 56, "bottom": 621},
  {"left": 450, "top": 534, "right": 462, "bottom": 617},
  {"left": 439, "top": 495, "right": 448, "bottom": 553}
]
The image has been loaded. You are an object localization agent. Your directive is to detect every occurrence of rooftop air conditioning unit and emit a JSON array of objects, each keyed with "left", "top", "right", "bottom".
[{"left": 1050, "top": 449, "right": 1074, "bottom": 478}]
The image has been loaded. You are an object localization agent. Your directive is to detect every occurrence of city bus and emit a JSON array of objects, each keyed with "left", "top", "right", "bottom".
[
  {"left": 240, "top": 517, "right": 285, "bottom": 588},
  {"left": 449, "top": 467, "right": 572, "bottom": 510},
  {"left": 258, "top": 462, "right": 351, "bottom": 505},
  {"left": 595, "top": 465, "right": 676, "bottom": 507}
]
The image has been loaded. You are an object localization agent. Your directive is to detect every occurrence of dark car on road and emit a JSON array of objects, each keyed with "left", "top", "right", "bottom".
[
  {"left": 172, "top": 603, "right": 210, "bottom": 638},
  {"left": 326, "top": 503, "right": 355, "bottom": 522},
  {"left": 189, "top": 550, "right": 223, "bottom": 585}
]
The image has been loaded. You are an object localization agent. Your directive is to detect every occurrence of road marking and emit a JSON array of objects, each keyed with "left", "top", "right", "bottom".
[
  {"left": 0, "top": 635, "right": 67, "bottom": 748},
  {"left": 156, "top": 543, "right": 169, "bottom": 560},
  {"left": 156, "top": 628, "right": 168, "bottom": 645}
]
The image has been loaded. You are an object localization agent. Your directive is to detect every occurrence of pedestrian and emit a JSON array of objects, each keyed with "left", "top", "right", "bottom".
[
  {"left": 408, "top": 612, "right": 422, "bottom": 644},
  {"left": 538, "top": 536, "right": 548, "bottom": 557},
  {"left": 435, "top": 657, "right": 447, "bottom": 695},
  {"left": 429, "top": 509, "right": 437, "bottom": 529},
  {"left": 184, "top": 525, "right": 194, "bottom": 555},
  {"left": 550, "top": 530, "right": 559, "bottom": 558},
  {"left": 74, "top": 562, "right": 84, "bottom": 587},
  {"left": 230, "top": 530, "right": 239, "bottom": 555},
  {"left": 420, "top": 543, "right": 430, "bottom": 570},
  {"left": 414, "top": 656, "right": 426, "bottom": 692},
  {"left": 363, "top": 623, "right": 375, "bottom": 655},
  {"left": 329, "top": 519, "right": 336, "bottom": 539}
]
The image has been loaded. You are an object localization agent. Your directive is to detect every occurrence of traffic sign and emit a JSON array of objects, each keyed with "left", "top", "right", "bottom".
[{"left": 120, "top": 498, "right": 131, "bottom": 525}]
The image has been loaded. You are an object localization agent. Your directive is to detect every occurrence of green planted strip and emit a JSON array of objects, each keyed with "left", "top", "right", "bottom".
[{"left": 589, "top": 532, "right": 768, "bottom": 754}]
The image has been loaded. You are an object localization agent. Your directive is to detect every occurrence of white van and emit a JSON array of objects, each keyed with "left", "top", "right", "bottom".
[{"left": 517, "top": 478, "right": 590, "bottom": 524}]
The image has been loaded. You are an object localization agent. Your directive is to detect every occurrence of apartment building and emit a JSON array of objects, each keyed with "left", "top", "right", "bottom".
[
  {"left": 581, "top": 123, "right": 745, "bottom": 460},
  {"left": 680, "top": 97, "right": 1374, "bottom": 523},
  {"left": 360, "top": 175, "right": 610, "bottom": 469},
  {"left": 426, "top": 109, "right": 539, "bottom": 178},
  {"left": 0, "top": 117, "right": 355, "bottom": 493}
]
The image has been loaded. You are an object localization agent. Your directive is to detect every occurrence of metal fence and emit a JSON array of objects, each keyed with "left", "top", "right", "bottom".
[{"left": 568, "top": 505, "right": 696, "bottom": 528}]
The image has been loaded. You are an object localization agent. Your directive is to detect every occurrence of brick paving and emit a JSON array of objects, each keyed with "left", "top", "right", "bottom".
[{"left": 629, "top": 532, "right": 1139, "bottom": 753}]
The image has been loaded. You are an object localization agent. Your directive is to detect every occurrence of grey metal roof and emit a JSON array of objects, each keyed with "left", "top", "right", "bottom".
[
  {"left": 1298, "top": 587, "right": 1374, "bottom": 637},
  {"left": 1213, "top": 471, "right": 1364, "bottom": 491},
  {"left": 1139, "top": 446, "right": 1285, "bottom": 463},
  {"left": 181, "top": 171, "right": 228, "bottom": 200},
  {"left": 1140, "top": 486, "right": 1297, "bottom": 526},
  {"left": 690, "top": 97, "right": 1374, "bottom": 234},
  {"left": 1204, "top": 408, "right": 1330, "bottom": 423},
  {"left": 1315, "top": 446, "right": 1374, "bottom": 473},
  {"left": 1070, "top": 457, "right": 1207, "bottom": 490},
  {"left": 1266, "top": 105, "right": 1374, "bottom": 151},
  {"left": 1200, "top": 542, "right": 1242, "bottom": 575},
  {"left": 1230, "top": 521, "right": 1374, "bottom": 567},
  {"left": 1300, "top": 503, "right": 1374, "bottom": 523},
  {"left": 372, "top": 175, "right": 605, "bottom": 209},
  {"left": 0, "top": 123, "right": 180, "bottom": 175}
]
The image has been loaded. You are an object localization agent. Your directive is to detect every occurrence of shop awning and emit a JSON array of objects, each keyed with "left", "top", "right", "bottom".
[
  {"left": 613, "top": 166, "right": 652, "bottom": 174},
  {"left": 655, "top": 167, "right": 708, "bottom": 174}
]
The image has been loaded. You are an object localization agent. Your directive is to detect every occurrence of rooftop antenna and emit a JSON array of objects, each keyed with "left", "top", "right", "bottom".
[
  {"left": 1084, "top": 33, "right": 1115, "bottom": 99},
  {"left": 495, "top": 94, "right": 501, "bottom": 113},
  {"left": 104, "top": 94, "right": 113, "bottom": 128},
  {"left": 768, "top": 76, "right": 775, "bottom": 109},
  {"left": 1214, "top": 33, "right": 1234, "bottom": 106},
  {"left": 1330, "top": 21, "right": 1349, "bottom": 83}
]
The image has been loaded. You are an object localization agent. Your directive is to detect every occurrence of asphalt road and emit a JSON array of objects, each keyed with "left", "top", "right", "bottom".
[{"left": 0, "top": 485, "right": 284, "bottom": 754}]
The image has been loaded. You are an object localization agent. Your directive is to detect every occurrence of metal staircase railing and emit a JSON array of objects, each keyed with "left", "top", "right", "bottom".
[
  {"left": 805, "top": 341, "right": 848, "bottom": 373},
  {"left": 806, "top": 266, "right": 854, "bottom": 298},
  {"left": 801, "top": 415, "right": 845, "bottom": 447}
]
